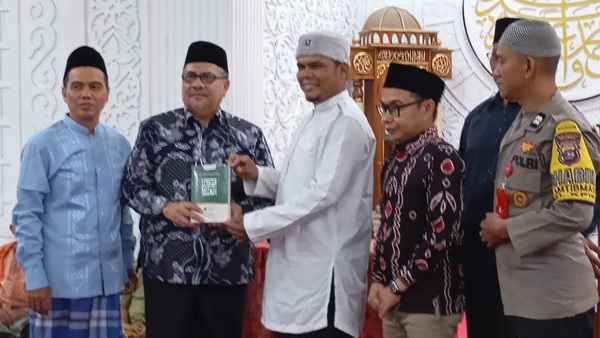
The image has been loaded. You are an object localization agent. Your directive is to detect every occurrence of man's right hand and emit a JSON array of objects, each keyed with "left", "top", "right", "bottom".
[
  {"left": 367, "top": 282, "right": 384, "bottom": 311},
  {"left": 228, "top": 154, "right": 258, "bottom": 181},
  {"left": 162, "top": 201, "right": 203, "bottom": 228},
  {"left": 0, "top": 308, "right": 12, "bottom": 326},
  {"left": 28, "top": 286, "right": 52, "bottom": 315}
]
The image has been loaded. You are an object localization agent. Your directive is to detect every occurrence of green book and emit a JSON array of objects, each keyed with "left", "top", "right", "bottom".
[{"left": 191, "top": 163, "right": 231, "bottom": 223}]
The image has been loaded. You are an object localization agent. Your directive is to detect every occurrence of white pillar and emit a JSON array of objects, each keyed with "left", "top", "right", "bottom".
[
  {"left": 229, "top": 0, "right": 265, "bottom": 127},
  {"left": 140, "top": 0, "right": 233, "bottom": 122}
]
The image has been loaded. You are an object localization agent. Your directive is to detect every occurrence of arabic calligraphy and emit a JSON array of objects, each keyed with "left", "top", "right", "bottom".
[
  {"left": 463, "top": 0, "right": 600, "bottom": 100},
  {"left": 377, "top": 49, "right": 427, "bottom": 63}
]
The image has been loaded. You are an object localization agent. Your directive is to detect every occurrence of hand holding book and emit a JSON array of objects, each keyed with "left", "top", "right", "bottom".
[
  {"left": 191, "top": 164, "right": 231, "bottom": 223},
  {"left": 224, "top": 203, "right": 249, "bottom": 242},
  {"left": 162, "top": 201, "right": 203, "bottom": 228},
  {"left": 228, "top": 154, "right": 258, "bottom": 181}
]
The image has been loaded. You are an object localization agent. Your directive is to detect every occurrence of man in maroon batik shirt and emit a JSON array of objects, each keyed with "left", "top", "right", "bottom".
[{"left": 368, "top": 63, "right": 465, "bottom": 338}]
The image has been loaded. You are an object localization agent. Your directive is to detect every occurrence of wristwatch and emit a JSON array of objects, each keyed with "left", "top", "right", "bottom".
[{"left": 388, "top": 280, "right": 403, "bottom": 295}]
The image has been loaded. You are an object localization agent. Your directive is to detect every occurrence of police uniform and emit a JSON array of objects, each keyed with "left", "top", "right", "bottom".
[{"left": 494, "top": 91, "right": 600, "bottom": 321}]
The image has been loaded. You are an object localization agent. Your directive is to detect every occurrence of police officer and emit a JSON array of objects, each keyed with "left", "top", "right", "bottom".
[{"left": 479, "top": 19, "right": 600, "bottom": 338}]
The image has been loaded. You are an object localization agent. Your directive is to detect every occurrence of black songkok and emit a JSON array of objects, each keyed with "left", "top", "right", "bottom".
[
  {"left": 493, "top": 17, "right": 521, "bottom": 44},
  {"left": 64, "top": 46, "right": 107, "bottom": 82},
  {"left": 383, "top": 63, "right": 445, "bottom": 103},
  {"left": 184, "top": 41, "right": 228, "bottom": 72}
]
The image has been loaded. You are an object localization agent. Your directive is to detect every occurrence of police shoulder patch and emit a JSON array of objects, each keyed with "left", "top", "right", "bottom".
[
  {"left": 550, "top": 120, "right": 596, "bottom": 203},
  {"left": 554, "top": 120, "right": 582, "bottom": 165}
]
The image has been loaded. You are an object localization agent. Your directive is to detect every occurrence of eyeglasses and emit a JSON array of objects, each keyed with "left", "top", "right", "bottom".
[
  {"left": 376, "top": 100, "right": 423, "bottom": 117},
  {"left": 181, "top": 72, "right": 227, "bottom": 85}
]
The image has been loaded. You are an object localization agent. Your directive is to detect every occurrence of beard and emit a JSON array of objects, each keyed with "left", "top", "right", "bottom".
[{"left": 304, "top": 94, "right": 320, "bottom": 103}]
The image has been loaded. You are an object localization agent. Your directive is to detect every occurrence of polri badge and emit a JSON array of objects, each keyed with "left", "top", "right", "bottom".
[
  {"left": 512, "top": 190, "right": 529, "bottom": 208},
  {"left": 521, "top": 141, "right": 536, "bottom": 153}
]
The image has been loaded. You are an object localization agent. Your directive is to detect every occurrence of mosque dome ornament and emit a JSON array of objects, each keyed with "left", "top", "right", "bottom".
[
  {"left": 463, "top": 0, "right": 600, "bottom": 101},
  {"left": 349, "top": 6, "right": 453, "bottom": 207},
  {"left": 351, "top": 6, "right": 451, "bottom": 79},
  {"left": 362, "top": 6, "right": 422, "bottom": 31}
]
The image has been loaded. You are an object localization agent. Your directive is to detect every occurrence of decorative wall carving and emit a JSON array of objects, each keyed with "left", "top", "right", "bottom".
[
  {"left": 25, "top": 0, "right": 58, "bottom": 134},
  {"left": 88, "top": 0, "right": 141, "bottom": 140},
  {"left": 3, "top": 0, "right": 60, "bottom": 241}
]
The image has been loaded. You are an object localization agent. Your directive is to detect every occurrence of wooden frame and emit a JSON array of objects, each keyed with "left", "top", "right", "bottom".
[{"left": 349, "top": 24, "right": 452, "bottom": 207}]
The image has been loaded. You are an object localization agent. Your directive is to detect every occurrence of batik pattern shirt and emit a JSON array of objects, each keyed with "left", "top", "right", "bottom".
[
  {"left": 123, "top": 108, "right": 274, "bottom": 285},
  {"left": 373, "top": 126, "right": 465, "bottom": 315}
]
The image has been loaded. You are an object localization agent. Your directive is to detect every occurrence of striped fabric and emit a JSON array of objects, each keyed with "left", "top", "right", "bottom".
[{"left": 29, "top": 294, "right": 122, "bottom": 338}]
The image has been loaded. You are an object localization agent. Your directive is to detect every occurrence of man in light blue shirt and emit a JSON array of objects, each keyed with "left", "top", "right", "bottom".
[{"left": 12, "top": 46, "right": 136, "bottom": 337}]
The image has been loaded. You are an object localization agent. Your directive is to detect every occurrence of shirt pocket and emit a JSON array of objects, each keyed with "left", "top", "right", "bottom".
[{"left": 506, "top": 171, "right": 542, "bottom": 216}]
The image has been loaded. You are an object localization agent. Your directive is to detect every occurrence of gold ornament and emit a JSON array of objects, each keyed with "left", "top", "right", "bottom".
[
  {"left": 353, "top": 52, "right": 373, "bottom": 75},
  {"left": 432, "top": 54, "right": 451, "bottom": 77}
]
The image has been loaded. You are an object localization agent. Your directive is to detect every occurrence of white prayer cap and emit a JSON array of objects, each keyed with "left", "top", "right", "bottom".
[
  {"left": 498, "top": 19, "right": 561, "bottom": 57},
  {"left": 296, "top": 31, "right": 350, "bottom": 64}
]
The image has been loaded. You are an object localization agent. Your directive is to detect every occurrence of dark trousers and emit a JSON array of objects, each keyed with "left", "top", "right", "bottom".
[
  {"left": 505, "top": 308, "right": 594, "bottom": 338},
  {"left": 144, "top": 276, "right": 248, "bottom": 338},
  {"left": 465, "top": 293, "right": 505, "bottom": 338},
  {"left": 274, "top": 279, "right": 352, "bottom": 338}
]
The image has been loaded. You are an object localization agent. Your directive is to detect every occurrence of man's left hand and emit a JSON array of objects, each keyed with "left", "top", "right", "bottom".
[
  {"left": 480, "top": 212, "right": 509, "bottom": 248},
  {"left": 583, "top": 237, "right": 600, "bottom": 279},
  {"left": 224, "top": 203, "right": 249, "bottom": 242},
  {"left": 136, "top": 326, "right": 146, "bottom": 338},
  {"left": 122, "top": 269, "right": 137, "bottom": 295},
  {"left": 377, "top": 285, "right": 402, "bottom": 319}
]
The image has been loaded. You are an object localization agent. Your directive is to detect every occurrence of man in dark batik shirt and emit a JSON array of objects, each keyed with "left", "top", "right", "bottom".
[
  {"left": 368, "top": 63, "right": 465, "bottom": 338},
  {"left": 123, "top": 41, "right": 273, "bottom": 338}
]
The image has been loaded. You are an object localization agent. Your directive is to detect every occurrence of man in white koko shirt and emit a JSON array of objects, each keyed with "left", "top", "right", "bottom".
[{"left": 223, "top": 31, "right": 375, "bottom": 338}]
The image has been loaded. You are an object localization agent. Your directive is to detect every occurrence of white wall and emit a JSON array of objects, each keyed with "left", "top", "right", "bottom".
[{"left": 2, "top": 0, "right": 599, "bottom": 242}]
